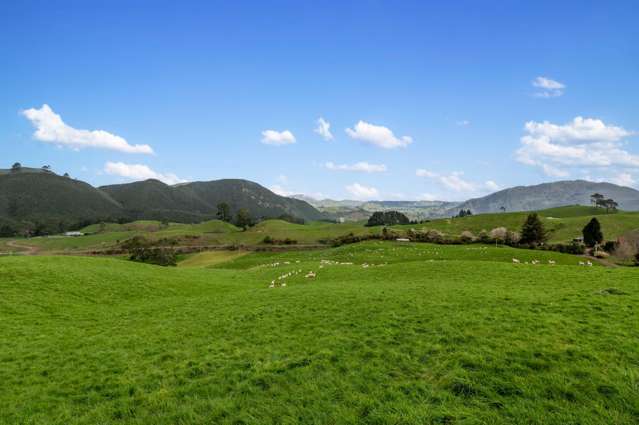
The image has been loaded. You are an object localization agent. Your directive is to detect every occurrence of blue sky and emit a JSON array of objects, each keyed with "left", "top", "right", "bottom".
[{"left": 1, "top": 1, "right": 638, "bottom": 201}]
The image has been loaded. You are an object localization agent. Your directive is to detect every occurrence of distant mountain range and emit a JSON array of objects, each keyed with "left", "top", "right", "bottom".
[
  {"left": 454, "top": 180, "right": 639, "bottom": 214},
  {"left": 2, "top": 166, "right": 639, "bottom": 235},
  {"left": 293, "top": 196, "right": 458, "bottom": 221},
  {"left": 296, "top": 180, "right": 639, "bottom": 220}
]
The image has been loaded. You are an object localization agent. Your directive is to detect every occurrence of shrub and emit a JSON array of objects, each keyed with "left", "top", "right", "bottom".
[
  {"left": 582, "top": 218, "right": 603, "bottom": 247},
  {"left": 547, "top": 242, "right": 585, "bottom": 255},
  {"left": 520, "top": 213, "right": 547, "bottom": 245},
  {"left": 129, "top": 247, "right": 177, "bottom": 266},
  {"left": 366, "top": 211, "right": 410, "bottom": 227},
  {"left": 489, "top": 227, "right": 508, "bottom": 243},
  {"left": 459, "top": 230, "right": 476, "bottom": 243},
  {"left": 478, "top": 230, "right": 491, "bottom": 244},
  {"left": 262, "top": 235, "right": 297, "bottom": 245},
  {"left": 506, "top": 231, "right": 521, "bottom": 245}
]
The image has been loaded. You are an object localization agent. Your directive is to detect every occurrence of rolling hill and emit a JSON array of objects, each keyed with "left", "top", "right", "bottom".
[
  {"left": 453, "top": 180, "right": 639, "bottom": 214},
  {"left": 0, "top": 168, "right": 324, "bottom": 235},
  {"left": 101, "top": 178, "right": 325, "bottom": 222},
  {"left": 0, "top": 169, "right": 123, "bottom": 230}
]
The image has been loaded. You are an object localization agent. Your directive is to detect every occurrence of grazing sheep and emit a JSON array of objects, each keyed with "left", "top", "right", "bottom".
[
  {"left": 587, "top": 261, "right": 593, "bottom": 266},
  {"left": 579, "top": 261, "right": 585, "bottom": 266},
  {"left": 548, "top": 260, "right": 556, "bottom": 265},
  {"left": 305, "top": 271, "right": 316, "bottom": 278},
  {"left": 512, "top": 258, "right": 520, "bottom": 263}
]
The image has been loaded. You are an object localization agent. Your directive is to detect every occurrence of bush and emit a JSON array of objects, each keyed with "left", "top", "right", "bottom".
[
  {"left": 262, "top": 235, "right": 297, "bottom": 245},
  {"left": 547, "top": 242, "right": 585, "bottom": 255},
  {"left": 331, "top": 232, "right": 381, "bottom": 247},
  {"left": 506, "top": 231, "right": 521, "bottom": 245},
  {"left": 520, "top": 213, "right": 547, "bottom": 245},
  {"left": 366, "top": 211, "right": 410, "bottom": 227},
  {"left": 121, "top": 235, "right": 177, "bottom": 266},
  {"left": 459, "top": 230, "right": 476, "bottom": 243},
  {"left": 489, "top": 227, "right": 508, "bottom": 243},
  {"left": 582, "top": 218, "right": 604, "bottom": 247},
  {"left": 602, "top": 241, "right": 617, "bottom": 253},
  {"left": 129, "top": 247, "right": 177, "bottom": 266}
]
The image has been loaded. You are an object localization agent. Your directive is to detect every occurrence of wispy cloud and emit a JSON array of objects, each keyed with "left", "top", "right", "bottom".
[
  {"left": 104, "top": 161, "right": 185, "bottom": 185},
  {"left": 22, "top": 104, "right": 153, "bottom": 154},
  {"left": 416, "top": 169, "right": 499, "bottom": 194},
  {"left": 261, "top": 129, "right": 296, "bottom": 146},
  {"left": 532, "top": 76, "right": 565, "bottom": 98},
  {"left": 515, "top": 116, "right": 637, "bottom": 177},
  {"left": 314, "top": 117, "right": 333, "bottom": 141},
  {"left": 346, "top": 121, "right": 412, "bottom": 149},
  {"left": 345, "top": 182, "right": 379, "bottom": 200},
  {"left": 324, "top": 161, "right": 387, "bottom": 173}
]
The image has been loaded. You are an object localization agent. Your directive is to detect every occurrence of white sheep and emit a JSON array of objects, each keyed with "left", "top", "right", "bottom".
[
  {"left": 512, "top": 258, "right": 520, "bottom": 264},
  {"left": 579, "top": 261, "right": 585, "bottom": 266},
  {"left": 548, "top": 260, "right": 556, "bottom": 265},
  {"left": 586, "top": 261, "right": 593, "bottom": 266}
]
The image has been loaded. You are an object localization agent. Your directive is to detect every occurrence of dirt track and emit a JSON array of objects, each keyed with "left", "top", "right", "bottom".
[{"left": 4, "top": 240, "right": 39, "bottom": 255}]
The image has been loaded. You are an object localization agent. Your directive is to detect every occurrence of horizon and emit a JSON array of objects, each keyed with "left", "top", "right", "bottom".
[
  {"left": 2, "top": 1, "right": 638, "bottom": 202},
  {"left": 4, "top": 162, "right": 636, "bottom": 204}
]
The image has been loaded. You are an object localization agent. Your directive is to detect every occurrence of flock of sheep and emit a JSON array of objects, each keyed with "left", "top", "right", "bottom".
[{"left": 511, "top": 258, "right": 593, "bottom": 266}]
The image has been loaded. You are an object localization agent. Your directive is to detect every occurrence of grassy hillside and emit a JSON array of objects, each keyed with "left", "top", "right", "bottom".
[
  {"left": 100, "top": 178, "right": 325, "bottom": 222},
  {"left": 455, "top": 180, "right": 639, "bottom": 213},
  {"left": 404, "top": 206, "right": 639, "bottom": 243},
  {"left": 1, "top": 242, "right": 638, "bottom": 424},
  {"left": 0, "top": 171, "right": 122, "bottom": 225}
]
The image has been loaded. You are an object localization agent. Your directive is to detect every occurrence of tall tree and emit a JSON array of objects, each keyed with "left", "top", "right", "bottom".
[
  {"left": 216, "top": 202, "right": 232, "bottom": 222},
  {"left": 235, "top": 208, "right": 253, "bottom": 230},
  {"left": 11, "top": 162, "right": 21, "bottom": 172},
  {"left": 520, "top": 213, "right": 547, "bottom": 245},
  {"left": 603, "top": 199, "right": 618, "bottom": 213},
  {"left": 591, "top": 193, "right": 604, "bottom": 207},
  {"left": 582, "top": 218, "right": 603, "bottom": 247}
]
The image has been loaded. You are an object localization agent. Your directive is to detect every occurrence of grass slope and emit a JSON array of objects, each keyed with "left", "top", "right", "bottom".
[
  {"left": 1, "top": 242, "right": 638, "bottom": 424},
  {"left": 4, "top": 206, "right": 639, "bottom": 254}
]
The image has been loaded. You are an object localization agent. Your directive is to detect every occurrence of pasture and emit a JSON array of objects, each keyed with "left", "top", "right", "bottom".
[
  {"left": 1, "top": 241, "right": 638, "bottom": 424},
  {"left": 1, "top": 205, "right": 637, "bottom": 256}
]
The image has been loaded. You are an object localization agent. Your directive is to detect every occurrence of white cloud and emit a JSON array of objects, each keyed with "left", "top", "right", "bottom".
[
  {"left": 415, "top": 169, "right": 438, "bottom": 178},
  {"left": 324, "top": 161, "right": 387, "bottom": 173},
  {"left": 314, "top": 117, "right": 333, "bottom": 141},
  {"left": 611, "top": 172, "right": 636, "bottom": 187},
  {"left": 104, "top": 162, "right": 185, "bottom": 185},
  {"left": 345, "top": 183, "right": 379, "bottom": 200},
  {"left": 269, "top": 184, "right": 294, "bottom": 197},
  {"left": 261, "top": 129, "right": 296, "bottom": 146},
  {"left": 345, "top": 121, "right": 412, "bottom": 149},
  {"left": 456, "top": 120, "right": 471, "bottom": 127},
  {"left": 516, "top": 116, "right": 638, "bottom": 177},
  {"left": 416, "top": 169, "right": 499, "bottom": 194},
  {"left": 420, "top": 193, "right": 438, "bottom": 201},
  {"left": 277, "top": 174, "right": 288, "bottom": 184},
  {"left": 532, "top": 76, "right": 565, "bottom": 98},
  {"left": 484, "top": 180, "right": 500, "bottom": 191},
  {"left": 22, "top": 104, "right": 153, "bottom": 154}
]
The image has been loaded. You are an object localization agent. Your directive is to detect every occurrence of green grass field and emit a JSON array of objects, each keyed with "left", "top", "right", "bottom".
[
  {"left": 1, "top": 206, "right": 638, "bottom": 258},
  {"left": 1, "top": 241, "right": 638, "bottom": 424}
]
